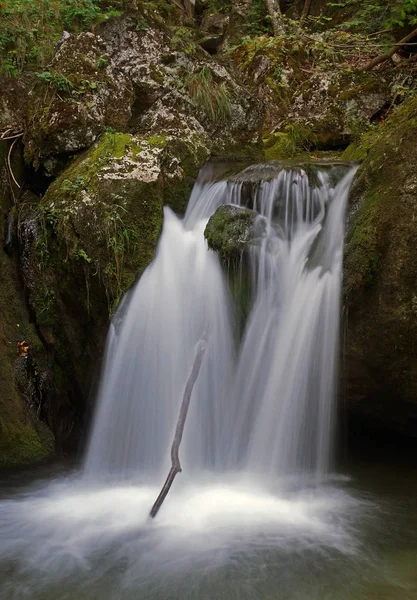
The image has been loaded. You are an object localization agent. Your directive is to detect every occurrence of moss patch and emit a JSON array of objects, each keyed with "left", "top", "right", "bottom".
[
  {"left": 264, "top": 132, "right": 295, "bottom": 160},
  {"left": 204, "top": 204, "right": 264, "bottom": 261}
]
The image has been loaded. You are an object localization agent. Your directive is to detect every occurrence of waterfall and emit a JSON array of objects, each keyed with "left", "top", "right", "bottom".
[{"left": 85, "top": 162, "right": 357, "bottom": 481}]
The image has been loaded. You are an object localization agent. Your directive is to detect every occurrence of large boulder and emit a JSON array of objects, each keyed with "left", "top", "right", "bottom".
[
  {"left": 24, "top": 7, "right": 263, "bottom": 172},
  {"left": 229, "top": 31, "right": 392, "bottom": 151},
  {"left": 19, "top": 132, "right": 168, "bottom": 430},
  {"left": 343, "top": 96, "right": 417, "bottom": 436}
]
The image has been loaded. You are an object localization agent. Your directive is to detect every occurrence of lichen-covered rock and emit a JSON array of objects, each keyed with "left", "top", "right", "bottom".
[
  {"left": 0, "top": 75, "right": 35, "bottom": 131},
  {"left": 24, "top": 31, "right": 133, "bottom": 168},
  {"left": 343, "top": 96, "right": 417, "bottom": 436},
  {"left": 204, "top": 204, "right": 265, "bottom": 260},
  {"left": 24, "top": 8, "right": 263, "bottom": 171}
]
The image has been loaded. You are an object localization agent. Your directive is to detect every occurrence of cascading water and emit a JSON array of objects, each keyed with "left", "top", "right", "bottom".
[
  {"left": 84, "top": 179, "right": 235, "bottom": 477},
  {"left": 85, "top": 162, "right": 357, "bottom": 482},
  {"left": 4, "top": 161, "right": 411, "bottom": 600}
]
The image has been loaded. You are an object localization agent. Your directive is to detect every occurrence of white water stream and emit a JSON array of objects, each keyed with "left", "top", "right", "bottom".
[
  {"left": 0, "top": 162, "right": 381, "bottom": 600},
  {"left": 86, "top": 162, "right": 357, "bottom": 481}
]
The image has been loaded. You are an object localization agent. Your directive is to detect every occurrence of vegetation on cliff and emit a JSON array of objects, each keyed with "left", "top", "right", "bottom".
[{"left": 0, "top": 144, "right": 54, "bottom": 467}]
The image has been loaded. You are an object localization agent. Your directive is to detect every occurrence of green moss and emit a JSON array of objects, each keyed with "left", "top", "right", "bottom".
[
  {"left": 0, "top": 421, "right": 54, "bottom": 468},
  {"left": 204, "top": 204, "right": 261, "bottom": 261},
  {"left": 344, "top": 96, "right": 417, "bottom": 297},
  {"left": 147, "top": 135, "right": 167, "bottom": 148},
  {"left": 264, "top": 132, "right": 295, "bottom": 160},
  {"left": 342, "top": 142, "right": 368, "bottom": 161}
]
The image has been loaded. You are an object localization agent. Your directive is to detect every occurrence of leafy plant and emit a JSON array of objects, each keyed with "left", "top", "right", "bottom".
[
  {"left": 244, "top": 0, "right": 274, "bottom": 36},
  {"left": 170, "top": 26, "right": 196, "bottom": 54},
  {"left": 74, "top": 248, "right": 92, "bottom": 263},
  {"left": 96, "top": 55, "right": 108, "bottom": 69},
  {"left": 388, "top": 0, "right": 417, "bottom": 27},
  {"left": 62, "top": 176, "right": 85, "bottom": 191},
  {"left": 206, "top": 0, "right": 230, "bottom": 13},
  {"left": 335, "top": 0, "right": 417, "bottom": 33},
  {"left": 36, "top": 70, "right": 74, "bottom": 92}
]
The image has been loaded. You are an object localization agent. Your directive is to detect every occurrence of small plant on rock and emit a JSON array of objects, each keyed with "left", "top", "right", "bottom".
[{"left": 185, "top": 66, "right": 231, "bottom": 123}]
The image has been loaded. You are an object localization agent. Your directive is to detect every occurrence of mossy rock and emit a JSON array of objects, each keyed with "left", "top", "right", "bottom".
[
  {"left": 36, "top": 132, "right": 167, "bottom": 313},
  {"left": 24, "top": 32, "right": 133, "bottom": 168},
  {"left": 204, "top": 204, "right": 265, "bottom": 261},
  {"left": 263, "top": 132, "right": 295, "bottom": 160},
  {"left": 20, "top": 129, "right": 212, "bottom": 432},
  {"left": 343, "top": 96, "right": 417, "bottom": 436},
  {"left": 230, "top": 32, "right": 389, "bottom": 149}
]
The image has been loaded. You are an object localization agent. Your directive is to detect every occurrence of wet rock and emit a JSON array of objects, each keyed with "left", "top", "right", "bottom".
[
  {"left": 343, "top": 95, "right": 417, "bottom": 437},
  {"left": 204, "top": 204, "right": 265, "bottom": 260}
]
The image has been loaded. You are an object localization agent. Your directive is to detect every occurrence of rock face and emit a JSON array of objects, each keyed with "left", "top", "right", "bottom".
[
  {"left": 19, "top": 133, "right": 165, "bottom": 414},
  {"left": 343, "top": 96, "right": 417, "bottom": 436},
  {"left": 0, "top": 144, "right": 54, "bottom": 467},
  {"left": 24, "top": 8, "right": 263, "bottom": 172}
]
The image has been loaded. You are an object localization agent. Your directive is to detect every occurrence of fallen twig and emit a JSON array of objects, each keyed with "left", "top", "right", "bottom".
[
  {"left": 362, "top": 27, "right": 417, "bottom": 71},
  {"left": 1, "top": 131, "right": 23, "bottom": 141},
  {"left": 150, "top": 335, "right": 207, "bottom": 519}
]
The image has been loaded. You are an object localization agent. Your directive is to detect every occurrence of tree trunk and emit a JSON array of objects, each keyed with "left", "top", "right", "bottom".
[
  {"left": 300, "top": 0, "right": 312, "bottom": 23},
  {"left": 362, "top": 28, "right": 417, "bottom": 71},
  {"left": 149, "top": 337, "right": 207, "bottom": 519},
  {"left": 168, "top": 0, "right": 194, "bottom": 18},
  {"left": 265, "top": 0, "right": 283, "bottom": 35}
]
